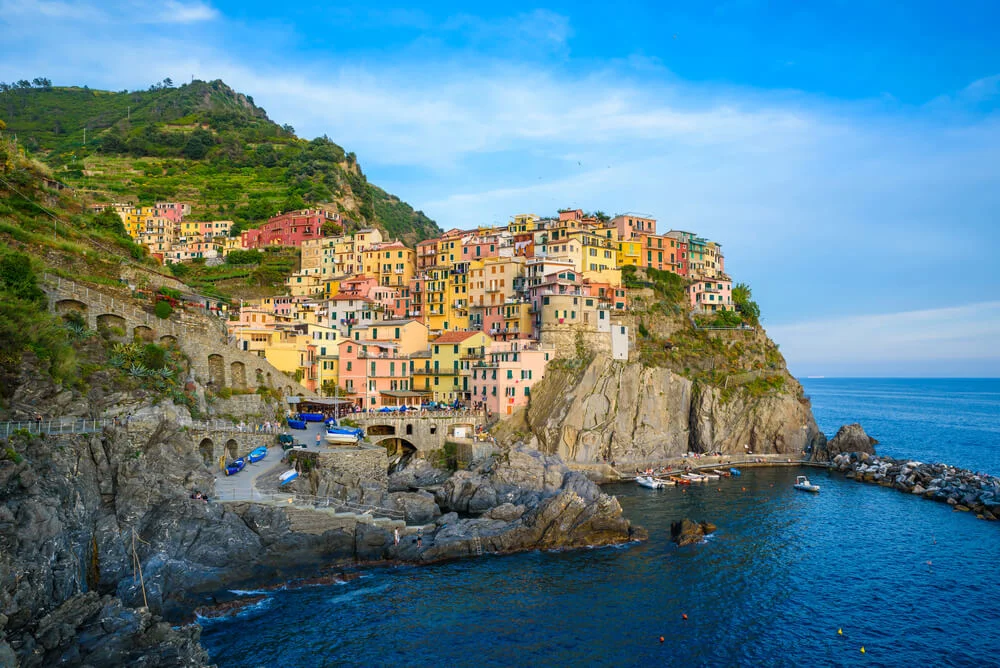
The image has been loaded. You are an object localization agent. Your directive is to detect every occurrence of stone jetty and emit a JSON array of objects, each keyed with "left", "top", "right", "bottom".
[{"left": 831, "top": 452, "right": 1000, "bottom": 520}]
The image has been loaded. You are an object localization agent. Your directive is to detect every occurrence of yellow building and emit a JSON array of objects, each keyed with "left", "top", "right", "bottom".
[
  {"left": 617, "top": 240, "right": 642, "bottom": 268},
  {"left": 427, "top": 330, "right": 493, "bottom": 403},
  {"left": 425, "top": 267, "right": 451, "bottom": 333},
  {"left": 349, "top": 319, "right": 428, "bottom": 356},
  {"left": 468, "top": 255, "right": 525, "bottom": 308},
  {"left": 285, "top": 273, "right": 325, "bottom": 297},
  {"left": 507, "top": 213, "right": 539, "bottom": 234},
  {"left": 361, "top": 241, "right": 415, "bottom": 287}
]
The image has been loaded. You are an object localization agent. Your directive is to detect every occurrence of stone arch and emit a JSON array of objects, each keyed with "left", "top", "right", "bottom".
[
  {"left": 225, "top": 439, "right": 238, "bottom": 459},
  {"left": 368, "top": 424, "right": 396, "bottom": 437},
  {"left": 266, "top": 371, "right": 272, "bottom": 387},
  {"left": 55, "top": 298, "right": 87, "bottom": 319},
  {"left": 382, "top": 437, "right": 418, "bottom": 458},
  {"left": 285, "top": 385, "right": 292, "bottom": 396},
  {"left": 133, "top": 325, "right": 154, "bottom": 342},
  {"left": 207, "top": 354, "right": 226, "bottom": 387},
  {"left": 405, "top": 423, "right": 413, "bottom": 436},
  {"left": 255, "top": 368, "right": 264, "bottom": 388},
  {"left": 198, "top": 438, "right": 214, "bottom": 467},
  {"left": 96, "top": 313, "right": 127, "bottom": 335},
  {"left": 159, "top": 335, "right": 177, "bottom": 347},
  {"left": 230, "top": 361, "right": 247, "bottom": 390}
]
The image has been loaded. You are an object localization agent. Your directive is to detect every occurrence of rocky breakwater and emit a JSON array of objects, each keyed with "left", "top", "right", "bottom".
[
  {"left": 833, "top": 453, "right": 1000, "bottom": 520},
  {"left": 392, "top": 445, "right": 647, "bottom": 562},
  {"left": 509, "top": 355, "right": 825, "bottom": 470}
]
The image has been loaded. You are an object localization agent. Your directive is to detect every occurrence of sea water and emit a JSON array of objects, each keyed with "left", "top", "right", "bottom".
[{"left": 201, "top": 378, "right": 1000, "bottom": 666}]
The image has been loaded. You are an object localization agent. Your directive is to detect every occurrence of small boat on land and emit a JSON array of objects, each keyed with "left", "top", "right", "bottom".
[
  {"left": 729, "top": 468, "right": 742, "bottom": 476},
  {"left": 636, "top": 475, "right": 667, "bottom": 489},
  {"left": 712, "top": 469, "right": 732, "bottom": 478},
  {"left": 287, "top": 418, "right": 307, "bottom": 430},
  {"left": 224, "top": 458, "right": 246, "bottom": 476},
  {"left": 300, "top": 412, "right": 326, "bottom": 422},
  {"left": 247, "top": 446, "right": 267, "bottom": 463},
  {"left": 279, "top": 469, "right": 299, "bottom": 486},
  {"left": 325, "top": 426, "right": 364, "bottom": 445},
  {"left": 794, "top": 475, "right": 821, "bottom": 492}
]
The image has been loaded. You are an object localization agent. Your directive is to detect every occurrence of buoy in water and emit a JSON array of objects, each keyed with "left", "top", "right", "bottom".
[
  {"left": 837, "top": 628, "right": 843, "bottom": 636},
  {"left": 861, "top": 646, "right": 866, "bottom": 654},
  {"left": 659, "top": 636, "right": 664, "bottom": 643},
  {"left": 682, "top": 614, "right": 688, "bottom": 620}
]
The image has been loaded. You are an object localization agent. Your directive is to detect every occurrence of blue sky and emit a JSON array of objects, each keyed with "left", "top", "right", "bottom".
[{"left": 1, "top": 0, "right": 999, "bottom": 376}]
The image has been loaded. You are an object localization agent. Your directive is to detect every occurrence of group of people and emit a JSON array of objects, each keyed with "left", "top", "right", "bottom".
[
  {"left": 189, "top": 490, "right": 208, "bottom": 502},
  {"left": 237, "top": 421, "right": 280, "bottom": 434}
]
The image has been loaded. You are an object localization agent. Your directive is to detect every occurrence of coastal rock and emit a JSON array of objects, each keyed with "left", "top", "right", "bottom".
[
  {"left": 670, "top": 519, "right": 716, "bottom": 546},
  {"left": 390, "top": 491, "right": 442, "bottom": 525},
  {"left": 194, "top": 595, "right": 267, "bottom": 619},
  {"left": 510, "top": 354, "right": 824, "bottom": 467},
  {"left": 387, "top": 459, "right": 450, "bottom": 491},
  {"left": 814, "top": 423, "right": 878, "bottom": 462}
]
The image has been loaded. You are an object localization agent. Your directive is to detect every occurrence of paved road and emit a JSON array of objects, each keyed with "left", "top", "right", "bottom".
[{"left": 212, "top": 421, "right": 331, "bottom": 501}]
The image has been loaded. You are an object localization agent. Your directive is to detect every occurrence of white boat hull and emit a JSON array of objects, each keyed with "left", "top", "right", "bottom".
[
  {"left": 636, "top": 475, "right": 667, "bottom": 489},
  {"left": 325, "top": 432, "right": 359, "bottom": 444}
]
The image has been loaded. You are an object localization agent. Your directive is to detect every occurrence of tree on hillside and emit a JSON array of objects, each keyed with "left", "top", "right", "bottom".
[
  {"left": 732, "top": 282, "right": 760, "bottom": 325},
  {"left": 91, "top": 209, "right": 129, "bottom": 238},
  {"left": 182, "top": 128, "right": 213, "bottom": 159},
  {"left": 163, "top": 77, "right": 174, "bottom": 88},
  {"left": 0, "top": 252, "right": 44, "bottom": 304}
]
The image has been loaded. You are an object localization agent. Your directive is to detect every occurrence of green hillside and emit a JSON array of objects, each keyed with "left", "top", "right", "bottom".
[{"left": 0, "top": 78, "right": 440, "bottom": 244}]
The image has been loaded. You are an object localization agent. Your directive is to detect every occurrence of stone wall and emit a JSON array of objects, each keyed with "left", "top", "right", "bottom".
[
  {"left": 208, "top": 393, "right": 279, "bottom": 420},
  {"left": 294, "top": 446, "right": 389, "bottom": 486},
  {"left": 353, "top": 414, "right": 485, "bottom": 454}
]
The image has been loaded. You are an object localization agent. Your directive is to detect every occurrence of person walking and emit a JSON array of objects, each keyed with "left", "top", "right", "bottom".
[
  {"left": 315, "top": 432, "right": 321, "bottom": 448},
  {"left": 394, "top": 527, "right": 400, "bottom": 546}
]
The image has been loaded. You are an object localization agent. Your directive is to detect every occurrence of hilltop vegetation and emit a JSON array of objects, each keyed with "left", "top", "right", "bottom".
[{"left": 0, "top": 78, "right": 440, "bottom": 243}]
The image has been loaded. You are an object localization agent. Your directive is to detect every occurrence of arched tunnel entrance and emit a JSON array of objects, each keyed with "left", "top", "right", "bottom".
[
  {"left": 225, "top": 439, "right": 238, "bottom": 459},
  {"left": 198, "top": 438, "right": 214, "bottom": 468},
  {"left": 384, "top": 437, "right": 418, "bottom": 474}
]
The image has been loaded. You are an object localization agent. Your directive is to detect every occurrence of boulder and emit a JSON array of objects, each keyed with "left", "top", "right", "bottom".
[
  {"left": 819, "top": 423, "right": 878, "bottom": 461},
  {"left": 670, "top": 519, "right": 715, "bottom": 547},
  {"left": 388, "top": 458, "right": 451, "bottom": 491},
  {"left": 390, "top": 491, "right": 442, "bottom": 525}
]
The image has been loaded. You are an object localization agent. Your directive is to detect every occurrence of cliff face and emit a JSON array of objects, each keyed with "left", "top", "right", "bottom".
[{"left": 516, "top": 355, "right": 825, "bottom": 467}]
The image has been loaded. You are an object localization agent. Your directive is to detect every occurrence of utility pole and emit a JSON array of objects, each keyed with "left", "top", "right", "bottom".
[{"left": 83, "top": 127, "right": 86, "bottom": 145}]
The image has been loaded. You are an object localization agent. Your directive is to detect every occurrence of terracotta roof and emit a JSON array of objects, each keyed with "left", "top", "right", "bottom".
[{"left": 432, "top": 330, "right": 485, "bottom": 344}]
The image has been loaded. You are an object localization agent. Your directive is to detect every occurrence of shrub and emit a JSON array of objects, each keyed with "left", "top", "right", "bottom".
[{"left": 154, "top": 300, "right": 172, "bottom": 319}]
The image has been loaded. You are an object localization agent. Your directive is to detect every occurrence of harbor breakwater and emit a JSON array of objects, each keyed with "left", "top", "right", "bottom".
[{"left": 832, "top": 452, "right": 1000, "bottom": 520}]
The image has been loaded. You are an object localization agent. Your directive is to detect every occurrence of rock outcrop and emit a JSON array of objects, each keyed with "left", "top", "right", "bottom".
[
  {"left": 670, "top": 519, "right": 717, "bottom": 546},
  {"left": 516, "top": 355, "right": 825, "bottom": 467},
  {"left": 831, "top": 452, "right": 1000, "bottom": 520},
  {"left": 813, "top": 423, "right": 878, "bottom": 462}
]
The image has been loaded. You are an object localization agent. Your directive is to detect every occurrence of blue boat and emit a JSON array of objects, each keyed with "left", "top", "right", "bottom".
[
  {"left": 325, "top": 426, "right": 364, "bottom": 444},
  {"left": 300, "top": 412, "right": 326, "bottom": 422},
  {"left": 225, "top": 457, "right": 246, "bottom": 476},
  {"left": 287, "top": 418, "right": 307, "bottom": 430},
  {"left": 730, "top": 468, "right": 742, "bottom": 476},
  {"left": 248, "top": 446, "right": 267, "bottom": 463},
  {"left": 279, "top": 469, "right": 299, "bottom": 486}
]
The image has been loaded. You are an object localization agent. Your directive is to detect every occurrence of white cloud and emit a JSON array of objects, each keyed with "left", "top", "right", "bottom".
[
  {"left": 0, "top": 0, "right": 217, "bottom": 24},
  {"left": 767, "top": 302, "right": 1000, "bottom": 370}
]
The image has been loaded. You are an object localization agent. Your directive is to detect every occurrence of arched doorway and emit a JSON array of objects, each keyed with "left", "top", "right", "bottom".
[
  {"left": 230, "top": 361, "right": 247, "bottom": 390},
  {"left": 160, "top": 335, "right": 177, "bottom": 347},
  {"left": 225, "top": 439, "right": 238, "bottom": 459},
  {"left": 198, "top": 438, "right": 214, "bottom": 467},
  {"left": 55, "top": 299, "right": 87, "bottom": 322},
  {"left": 207, "top": 354, "right": 226, "bottom": 387},
  {"left": 368, "top": 424, "right": 396, "bottom": 437},
  {"left": 96, "top": 313, "right": 127, "bottom": 336},
  {"left": 134, "top": 325, "right": 154, "bottom": 342}
]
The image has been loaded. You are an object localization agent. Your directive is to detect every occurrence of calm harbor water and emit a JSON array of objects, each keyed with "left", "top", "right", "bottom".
[{"left": 202, "top": 379, "right": 1000, "bottom": 667}]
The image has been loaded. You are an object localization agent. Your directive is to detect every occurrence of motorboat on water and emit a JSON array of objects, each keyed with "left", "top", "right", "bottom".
[
  {"left": 682, "top": 473, "right": 707, "bottom": 483},
  {"left": 636, "top": 475, "right": 667, "bottom": 489},
  {"left": 794, "top": 475, "right": 820, "bottom": 492},
  {"left": 729, "top": 468, "right": 742, "bottom": 476},
  {"left": 325, "top": 426, "right": 364, "bottom": 445},
  {"left": 712, "top": 469, "right": 732, "bottom": 478},
  {"left": 700, "top": 471, "right": 721, "bottom": 480},
  {"left": 670, "top": 475, "right": 691, "bottom": 485}
]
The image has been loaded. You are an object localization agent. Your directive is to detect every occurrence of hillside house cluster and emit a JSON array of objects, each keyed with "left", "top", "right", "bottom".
[{"left": 212, "top": 208, "right": 733, "bottom": 414}]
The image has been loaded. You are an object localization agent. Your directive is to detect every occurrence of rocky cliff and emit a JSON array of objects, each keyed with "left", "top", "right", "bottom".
[{"left": 509, "top": 354, "right": 825, "bottom": 468}]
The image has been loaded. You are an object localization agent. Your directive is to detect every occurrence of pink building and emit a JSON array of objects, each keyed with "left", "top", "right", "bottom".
[
  {"left": 688, "top": 277, "right": 733, "bottom": 313},
  {"left": 471, "top": 341, "right": 554, "bottom": 416},
  {"left": 612, "top": 213, "right": 656, "bottom": 241},
  {"left": 337, "top": 340, "right": 412, "bottom": 409},
  {"left": 241, "top": 209, "right": 332, "bottom": 249},
  {"left": 153, "top": 202, "right": 191, "bottom": 224}
]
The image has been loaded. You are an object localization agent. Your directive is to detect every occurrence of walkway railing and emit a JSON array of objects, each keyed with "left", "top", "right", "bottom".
[
  {"left": 215, "top": 488, "right": 404, "bottom": 520},
  {"left": 0, "top": 418, "right": 112, "bottom": 438}
]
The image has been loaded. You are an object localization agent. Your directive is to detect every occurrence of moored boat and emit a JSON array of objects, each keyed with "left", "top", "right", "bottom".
[
  {"left": 669, "top": 475, "right": 690, "bottom": 485},
  {"left": 636, "top": 475, "right": 667, "bottom": 489},
  {"left": 324, "top": 426, "right": 364, "bottom": 444},
  {"left": 700, "top": 472, "right": 721, "bottom": 480},
  {"left": 247, "top": 446, "right": 267, "bottom": 463},
  {"left": 729, "top": 468, "right": 742, "bottom": 476},
  {"left": 712, "top": 469, "right": 732, "bottom": 478},
  {"left": 224, "top": 457, "right": 246, "bottom": 476},
  {"left": 682, "top": 473, "right": 707, "bottom": 482},
  {"left": 793, "top": 475, "right": 821, "bottom": 492}
]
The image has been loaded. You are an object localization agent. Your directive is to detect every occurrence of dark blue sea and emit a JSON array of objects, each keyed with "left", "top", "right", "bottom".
[{"left": 201, "top": 378, "right": 1000, "bottom": 667}]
